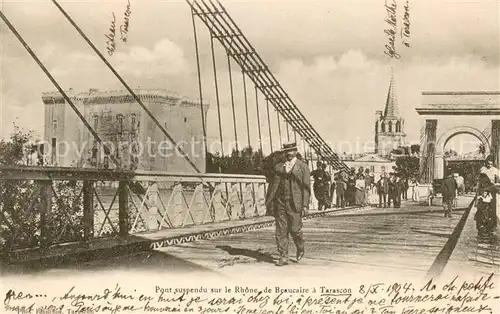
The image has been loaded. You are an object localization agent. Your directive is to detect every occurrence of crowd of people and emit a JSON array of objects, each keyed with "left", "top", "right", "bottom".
[{"left": 309, "top": 162, "right": 419, "bottom": 210}]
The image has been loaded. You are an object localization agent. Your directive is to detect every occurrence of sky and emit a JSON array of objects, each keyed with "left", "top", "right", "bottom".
[{"left": 1, "top": 0, "right": 499, "bottom": 155}]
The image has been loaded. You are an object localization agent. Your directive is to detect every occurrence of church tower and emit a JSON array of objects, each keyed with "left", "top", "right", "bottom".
[{"left": 375, "top": 69, "right": 406, "bottom": 156}]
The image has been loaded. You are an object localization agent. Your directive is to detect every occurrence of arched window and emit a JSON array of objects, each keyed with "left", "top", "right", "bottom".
[
  {"left": 388, "top": 121, "right": 393, "bottom": 133},
  {"left": 131, "top": 114, "right": 137, "bottom": 131},
  {"left": 117, "top": 114, "right": 123, "bottom": 133},
  {"left": 381, "top": 122, "right": 386, "bottom": 133},
  {"left": 396, "top": 121, "right": 400, "bottom": 132}
]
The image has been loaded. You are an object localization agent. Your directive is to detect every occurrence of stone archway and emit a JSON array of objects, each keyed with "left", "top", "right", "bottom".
[
  {"left": 434, "top": 126, "right": 491, "bottom": 179},
  {"left": 416, "top": 91, "right": 500, "bottom": 183}
]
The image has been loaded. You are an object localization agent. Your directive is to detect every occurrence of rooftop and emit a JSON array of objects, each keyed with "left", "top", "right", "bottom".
[
  {"left": 416, "top": 91, "right": 500, "bottom": 115},
  {"left": 42, "top": 88, "right": 203, "bottom": 106}
]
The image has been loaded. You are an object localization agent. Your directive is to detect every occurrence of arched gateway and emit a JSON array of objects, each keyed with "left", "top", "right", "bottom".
[{"left": 416, "top": 92, "right": 500, "bottom": 183}]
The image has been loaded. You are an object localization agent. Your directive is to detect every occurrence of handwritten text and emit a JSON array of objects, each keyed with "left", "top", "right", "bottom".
[
  {"left": 384, "top": 0, "right": 401, "bottom": 59},
  {"left": 105, "top": 13, "right": 117, "bottom": 56}
]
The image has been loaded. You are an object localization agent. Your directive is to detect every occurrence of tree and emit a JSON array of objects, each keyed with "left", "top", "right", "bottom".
[
  {"left": 1, "top": 125, "right": 84, "bottom": 255},
  {"left": 205, "top": 146, "right": 266, "bottom": 175},
  {"left": 410, "top": 144, "right": 420, "bottom": 155},
  {"left": 394, "top": 156, "right": 420, "bottom": 180}
]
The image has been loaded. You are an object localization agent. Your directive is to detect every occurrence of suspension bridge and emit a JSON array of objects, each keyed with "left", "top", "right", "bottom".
[{"left": 0, "top": 0, "right": 499, "bottom": 279}]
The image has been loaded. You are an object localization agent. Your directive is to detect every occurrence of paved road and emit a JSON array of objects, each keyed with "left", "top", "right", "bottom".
[{"left": 5, "top": 196, "right": 496, "bottom": 282}]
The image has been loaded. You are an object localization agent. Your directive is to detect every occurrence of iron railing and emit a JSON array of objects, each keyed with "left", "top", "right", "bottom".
[{"left": 0, "top": 167, "right": 269, "bottom": 253}]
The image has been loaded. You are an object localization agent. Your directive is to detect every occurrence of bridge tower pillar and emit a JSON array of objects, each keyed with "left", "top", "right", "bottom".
[
  {"left": 420, "top": 119, "right": 437, "bottom": 184},
  {"left": 492, "top": 120, "right": 500, "bottom": 168}
]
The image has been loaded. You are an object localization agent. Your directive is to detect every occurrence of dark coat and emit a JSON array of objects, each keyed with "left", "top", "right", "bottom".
[
  {"left": 377, "top": 178, "right": 389, "bottom": 194},
  {"left": 266, "top": 159, "right": 311, "bottom": 213},
  {"left": 441, "top": 177, "right": 457, "bottom": 201}
]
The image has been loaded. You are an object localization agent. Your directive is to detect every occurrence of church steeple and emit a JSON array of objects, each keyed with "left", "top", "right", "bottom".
[
  {"left": 383, "top": 67, "right": 399, "bottom": 118},
  {"left": 374, "top": 67, "right": 406, "bottom": 156}
]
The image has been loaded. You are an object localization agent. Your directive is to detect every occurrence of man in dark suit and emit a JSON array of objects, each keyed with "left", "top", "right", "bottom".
[
  {"left": 387, "top": 173, "right": 396, "bottom": 207},
  {"left": 377, "top": 173, "right": 389, "bottom": 208},
  {"left": 393, "top": 173, "right": 404, "bottom": 208},
  {"left": 442, "top": 173, "right": 457, "bottom": 218},
  {"left": 266, "top": 142, "right": 311, "bottom": 266},
  {"left": 311, "top": 161, "right": 328, "bottom": 210},
  {"left": 335, "top": 170, "right": 347, "bottom": 208}
]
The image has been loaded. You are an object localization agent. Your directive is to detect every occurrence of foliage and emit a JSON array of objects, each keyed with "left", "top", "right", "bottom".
[
  {"left": 446, "top": 160, "right": 484, "bottom": 192},
  {"left": 0, "top": 125, "right": 84, "bottom": 254},
  {"left": 393, "top": 156, "right": 420, "bottom": 180},
  {"left": 206, "top": 146, "right": 266, "bottom": 175},
  {"left": 410, "top": 144, "right": 420, "bottom": 155}
]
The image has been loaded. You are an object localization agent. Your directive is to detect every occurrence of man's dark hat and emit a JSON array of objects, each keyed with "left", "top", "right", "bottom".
[{"left": 281, "top": 141, "right": 298, "bottom": 152}]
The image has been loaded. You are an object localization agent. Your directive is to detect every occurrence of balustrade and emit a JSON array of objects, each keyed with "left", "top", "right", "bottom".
[{"left": 0, "top": 166, "right": 268, "bottom": 254}]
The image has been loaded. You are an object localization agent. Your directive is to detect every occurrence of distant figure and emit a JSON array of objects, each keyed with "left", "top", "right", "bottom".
[
  {"left": 265, "top": 142, "right": 310, "bottom": 267},
  {"left": 321, "top": 163, "right": 332, "bottom": 208},
  {"left": 387, "top": 173, "right": 396, "bottom": 207},
  {"left": 355, "top": 174, "right": 367, "bottom": 207},
  {"left": 311, "top": 161, "right": 329, "bottom": 210},
  {"left": 402, "top": 178, "right": 409, "bottom": 201},
  {"left": 410, "top": 178, "right": 420, "bottom": 202},
  {"left": 377, "top": 173, "right": 390, "bottom": 208},
  {"left": 442, "top": 173, "right": 458, "bottom": 218},
  {"left": 478, "top": 155, "right": 499, "bottom": 228},
  {"left": 454, "top": 173, "right": 465, "bottom": 195},
  {"left": 346, "top": 168, "right": 357, "bottom": 206},
  {"left": 335, "top": 171, "right": 347, "bottom": 208},
  {"left": 475, "top": 173, "right": 496, "bottom": 235},
  {"left": 393, "top": 173, "right": 404, "bottom": 208}
]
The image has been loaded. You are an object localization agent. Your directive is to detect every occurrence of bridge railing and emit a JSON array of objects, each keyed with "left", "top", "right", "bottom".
[{"left": 0, "top": 166, "right": 268, "bottom": 254}]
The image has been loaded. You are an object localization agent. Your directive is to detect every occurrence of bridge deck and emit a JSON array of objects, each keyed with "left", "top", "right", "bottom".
[{"left": 5, "top": 197, "right": 497, "bottom": 280}]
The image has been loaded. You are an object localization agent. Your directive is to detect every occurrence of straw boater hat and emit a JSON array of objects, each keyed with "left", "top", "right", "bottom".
[{"left": 281, "top": 141, "right": 298, "bottom": 152}]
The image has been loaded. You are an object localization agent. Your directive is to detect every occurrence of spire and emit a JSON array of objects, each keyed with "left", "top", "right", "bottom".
[{"left": 383, "top": 67, "right": 399, "bottom": 118}]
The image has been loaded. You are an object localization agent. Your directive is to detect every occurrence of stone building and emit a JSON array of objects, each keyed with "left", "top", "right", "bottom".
[
  {"left": 374, "top": 71, "right": 406, "bottom": 156},
  {"left": 342, "top": 153, "right": 396, "bottom": 180},
  {"left": 42, "top": 88, "right": 209, "bottom": 173}
]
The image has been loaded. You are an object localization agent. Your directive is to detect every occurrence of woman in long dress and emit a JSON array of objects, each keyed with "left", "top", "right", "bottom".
[{"left": 355, "top": 174, "right": 367, "bottom": 207}]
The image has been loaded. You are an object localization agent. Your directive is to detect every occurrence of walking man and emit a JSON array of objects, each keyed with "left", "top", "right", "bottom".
[
  {"left": 442, "top": 172, "right": 457, "bottom": 218},
  {"left": 266, "top": 142, "right": 311, "bottom": 266}
]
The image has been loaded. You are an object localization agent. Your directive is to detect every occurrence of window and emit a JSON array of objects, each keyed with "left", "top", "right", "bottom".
[
  {"left": 93, "top": 115, "right": 99, "bottom": 129},
  {"left": 52, "top": 120, "right": 57, "bottom": 132},
  {"left": 117, "top": 114, "right": 123, "bottom": 133},
  {"left": 51, "top": 138, "right": 57, "bottom": 165},
  {"left": 381, "top": 122, "right": 386, "bottom": 133},
  {"left": 131, "top": 114, "right": 137, "bottom": 130},
  {"left": 388, "top": 121, "right": 393, "bottom": 133},
  {"left": 370, "top": 166, "right": 375, "bottom": 173},
  {"left": 184, "top": 117, "right": 188, "bottom": 123}
]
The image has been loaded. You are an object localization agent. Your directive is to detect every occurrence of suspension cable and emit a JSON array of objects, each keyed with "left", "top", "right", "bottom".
[
  {"left": 51, "top": 0, "right": 201, "bottom": 173},
  {"left": 191, "top": 7, "right": 208, "bottom": 155},
  {"left": 0, "top": 10, "right": 118, "bottom": 168}
]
